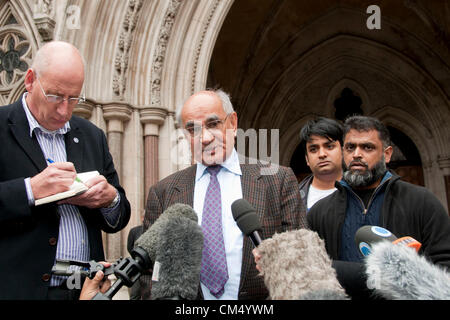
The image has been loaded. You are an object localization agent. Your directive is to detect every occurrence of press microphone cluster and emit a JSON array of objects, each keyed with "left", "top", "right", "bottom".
[
  {"left": 84, "top": 203, "right": 203, "bottom": 300},
  {"left": 134, "top": 203, "right": 203, "bottom": 300},
  {"left": 355, "top": 225, "right": 450, "bottom": 300},
  {"left": 231, "top": 198, "right": 348, "bottom": 300}
]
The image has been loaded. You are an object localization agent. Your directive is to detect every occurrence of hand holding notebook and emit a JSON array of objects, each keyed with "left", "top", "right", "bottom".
[{"left": 35, "top": 170, "right": 100, "bottom": 206}]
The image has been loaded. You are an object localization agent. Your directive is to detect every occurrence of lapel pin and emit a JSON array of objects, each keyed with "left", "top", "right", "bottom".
[{"left": 73, "top": 137, "right": 79, "bottom": 144}]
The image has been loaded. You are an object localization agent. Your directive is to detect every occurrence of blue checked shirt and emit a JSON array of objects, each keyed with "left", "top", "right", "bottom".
[{"left": 21, "top": 94, "right": 121, "bottom": 286}]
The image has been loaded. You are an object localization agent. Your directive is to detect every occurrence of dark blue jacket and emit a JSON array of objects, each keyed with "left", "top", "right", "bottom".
[{"left": 339, "top": 172, "right": 392, "bottom": 262}]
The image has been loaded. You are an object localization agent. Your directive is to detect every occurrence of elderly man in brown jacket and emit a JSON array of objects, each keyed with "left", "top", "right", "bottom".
[{"left": 139, "top": 89, "right": 307, "bottom": 300}]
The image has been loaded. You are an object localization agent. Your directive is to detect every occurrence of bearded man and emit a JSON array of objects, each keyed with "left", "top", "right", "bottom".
[{"left": 307, "top": 116, "right": 450, "bottom": 298}]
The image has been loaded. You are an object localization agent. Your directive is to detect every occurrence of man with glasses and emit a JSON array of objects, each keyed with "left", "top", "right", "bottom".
[
  {"left": 140, "top": 89, "right": 307, "bottom": 300},
  {"left": 0, "top": 41, "right": 130, "bottom": 299}
]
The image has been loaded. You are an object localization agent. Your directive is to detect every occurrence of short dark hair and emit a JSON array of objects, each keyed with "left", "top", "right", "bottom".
[
  {"left": 343, "top": 115, "right": 391, "bottom": 148},
  {"left": 299, "top": 117, "right": 344, "bottom": 153}
]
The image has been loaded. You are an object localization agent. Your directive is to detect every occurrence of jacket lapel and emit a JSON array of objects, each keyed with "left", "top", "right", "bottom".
[
  {"left": 169, "top": 165, "right": 196, "bottom": 207},
  {"left": 65, "top": 118, "right": 85, "bottom": 172},
  {"left": 239, "top": 163, "right": 264, "bottom": 292},
  {"left": 8, "top": 100, "right": 47, "bottom": 172}
]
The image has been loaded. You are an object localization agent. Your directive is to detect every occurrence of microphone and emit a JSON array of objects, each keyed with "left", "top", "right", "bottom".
[
  {"left": 355, "top": 225, "right": 421, "bottom": 257},
  {"left": 256, "top": 229, "right": 349, "bottom": 300},
  {"left": 231, "top": 199, "right": 263, "bottom": 246},
  {"left": 91, "top": 244, "right": 152, "bottom": 300},
  {"left": 150, "top": 214, "right": 204, "bottom": 300},
  {"left": 135, "top": 203, "right": 199, "bottom": 262},
  {"left": 365, "top": 241, "right": 450, "bottom": 300},
  {"left": 94, "top": 203, "right": 200, "bottom": 300}
]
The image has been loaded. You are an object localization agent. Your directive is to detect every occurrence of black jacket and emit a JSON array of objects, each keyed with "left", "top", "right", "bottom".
[
  {"left": 307, "top": 173, "right": 450, "bottom": 269},
  {"left": 298, "top": 174, "right": 313, "bottom": 210},
  {"left": 0, "top": 100, "right": 131, "bottom": 299}
]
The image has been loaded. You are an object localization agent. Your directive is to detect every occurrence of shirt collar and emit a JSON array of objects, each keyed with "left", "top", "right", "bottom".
[
  {"left": 195, "top": 148, "right": 242, "bottom": 181},
  {"left": 21, "top": 93, "right": 71, "bottom": 137}
]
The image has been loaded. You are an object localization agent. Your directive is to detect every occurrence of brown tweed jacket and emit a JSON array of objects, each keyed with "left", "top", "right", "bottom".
[{"left": 139, "top": 161, "right": 307, "bottom": 300}]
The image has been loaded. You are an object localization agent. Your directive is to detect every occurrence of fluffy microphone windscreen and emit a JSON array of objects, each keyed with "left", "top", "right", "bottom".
[
  {"left": 231, "top": 199, "right": 262, "bottom": 236},
  {"left": 135, "top": 203, "right": 199, "bottom": 261},
  {"left": 365, "top": 241, "right": 450, "bottom": 300},
  {"left": 160, "top": 203, "right": 198, "bottom": 222},
  {"left": 151, "top": 216, "right": 204, "bottom": 300},
  {"left": 257, "top": 229, "right": 348, "bottom": 300}
]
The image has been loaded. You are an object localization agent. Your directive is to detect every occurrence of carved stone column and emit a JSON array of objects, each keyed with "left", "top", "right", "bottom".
[
  {"left": 73, "top": 99, "right": 95, "bottom": 120},
  {"left": 140, "top": 108, "right": 167, "bottom": 200},
  {"left": 102, "top": 103, "right": 132, "bottom": 260}
]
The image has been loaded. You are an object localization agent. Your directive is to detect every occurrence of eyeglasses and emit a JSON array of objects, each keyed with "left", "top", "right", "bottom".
[
  {"left": 184, "top": 114, "right": 231, "bottom": 138},
  {"left": 36, "top": 78, "right": 85, "bottom": 105}
]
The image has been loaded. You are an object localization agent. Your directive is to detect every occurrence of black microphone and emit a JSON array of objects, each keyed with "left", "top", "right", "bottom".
[
  {"left": 231, "top": 198, "right": 263, "bottom": 246},
  {"left": 365, "top": 241, "right": 450, "bottom": 300},
  {"left": 355, "top": 225, "right": 421, "bottom": 257},
  {"left": 91, "top": 245, "right": 152, "bottom": 300},
  {"left": 150, "top": 214, "right": 204, "bottom": 300},
  {"left": 93, "top": 203, "right": 200, "bottom": 300}
]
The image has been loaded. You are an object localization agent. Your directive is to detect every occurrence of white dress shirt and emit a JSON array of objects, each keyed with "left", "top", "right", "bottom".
[{"left": 194, "top": 148, "right": 243, "bottom": 300}]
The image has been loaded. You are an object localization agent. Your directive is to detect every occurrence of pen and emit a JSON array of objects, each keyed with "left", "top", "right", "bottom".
[{"left": 46, "top": 158, "right": 83, "bottom": 183}]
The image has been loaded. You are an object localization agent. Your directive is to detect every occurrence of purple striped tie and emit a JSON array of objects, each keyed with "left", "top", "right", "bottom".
[{"left": 200, "top": 165, "right": 229, "bottom": 298}]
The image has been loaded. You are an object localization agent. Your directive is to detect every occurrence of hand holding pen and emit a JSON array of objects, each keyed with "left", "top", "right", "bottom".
[
  {"left": 47, "top": 158, "right": 83, "bottom": 183},
  {"left": 29, "top": 158, "right": 79, "bottom": 201}
]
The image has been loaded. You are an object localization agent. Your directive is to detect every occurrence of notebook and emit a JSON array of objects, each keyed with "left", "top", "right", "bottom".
[{"left": 35, "top": 171, "right": 99, "bottom": 206}]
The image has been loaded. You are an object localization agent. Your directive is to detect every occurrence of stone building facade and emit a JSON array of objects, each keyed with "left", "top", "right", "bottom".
[{"left": 1, "top": 0, "right": 449, "bottom": 260}]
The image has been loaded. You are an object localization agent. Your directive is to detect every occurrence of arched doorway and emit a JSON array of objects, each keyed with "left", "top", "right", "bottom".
[{"left": 207, "top": 1, "right": 449, "bottom": 209}]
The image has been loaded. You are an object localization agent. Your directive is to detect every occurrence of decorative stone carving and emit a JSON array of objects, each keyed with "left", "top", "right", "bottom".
[
  {"left": 150, "top": 0, "right": 181, "bottom": 107},
  {"left": 33, "top": 0, "right": 55, "bottom": 42},
  {"left": 34, "top": 0, "right": 55, "bottom": 17},
  {"left": 0, "top": 7, "right": 32, "bottom": 103},
  {"left": 0, "top": 34, "right": 29, "bottom": 86},
  {"left": 191, "top": 0, "right": 220, "bottom": 93},
  {"left": 113, "top": 0, "right": 143, "bottom": 99}
]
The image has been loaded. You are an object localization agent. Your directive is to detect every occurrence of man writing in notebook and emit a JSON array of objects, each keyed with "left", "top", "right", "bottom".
[{"left": 0, "top": 41, "right": 130, "bottom": 299}]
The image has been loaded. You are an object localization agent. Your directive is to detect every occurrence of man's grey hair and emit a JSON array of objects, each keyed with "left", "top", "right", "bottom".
[{"left": 175, "top": 88, "right": 235, "bottom": 127}]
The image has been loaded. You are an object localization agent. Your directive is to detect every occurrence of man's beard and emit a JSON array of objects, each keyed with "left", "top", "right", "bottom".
[{"left": 343, "top": 156, "right": 387, "bottom": 189}]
